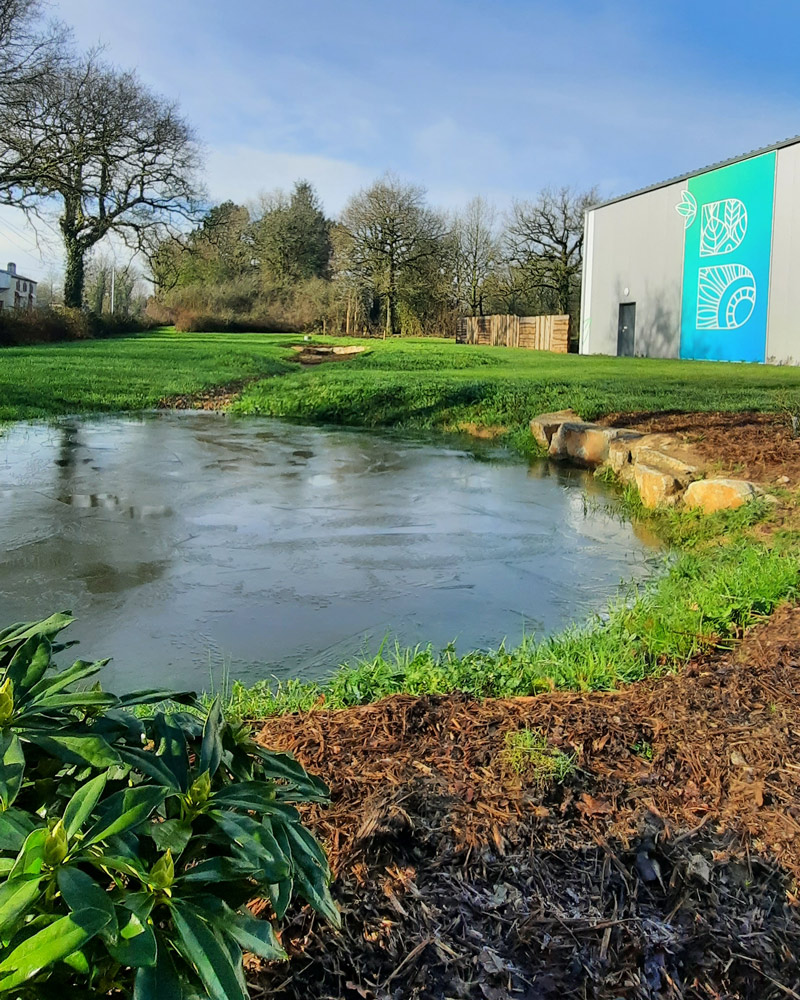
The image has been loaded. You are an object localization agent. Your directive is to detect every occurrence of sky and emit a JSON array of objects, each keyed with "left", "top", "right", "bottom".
[{"left": 2, "top": 0, "right": 799, "bottom": 278}]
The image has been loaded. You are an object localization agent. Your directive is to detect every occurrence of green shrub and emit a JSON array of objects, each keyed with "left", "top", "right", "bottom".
[{"left": 0, "top": 613, "right": 338, "bottom": 999}]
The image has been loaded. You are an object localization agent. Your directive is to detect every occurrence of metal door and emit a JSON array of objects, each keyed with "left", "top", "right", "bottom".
[{"left": 617, "top": 302, "right": 636, "bottom": 356}]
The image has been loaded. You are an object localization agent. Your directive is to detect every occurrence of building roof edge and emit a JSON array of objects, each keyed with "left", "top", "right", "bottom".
[{"left": 590, "top": 134, "right": 800, "bottom": 212}]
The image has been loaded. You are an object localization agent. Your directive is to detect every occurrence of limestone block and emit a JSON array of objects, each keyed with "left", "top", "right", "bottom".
[
  {"left": 550, "top": 423, "right": 641, "bottom": 467},
  {"left": 606, "top": 431, "right": 645, "bottom": 473},
  {"left": 529, "top": 409, "right": 581, "bottom": 450},
  {"left": 634, "top": 464, "right": 681, "bottom": 508},
  {"left": 634, "top": 446, "right": 699, "bottom": 484},
  {"left": 683, "top": 478, "right": 760, "bottom": 513}
]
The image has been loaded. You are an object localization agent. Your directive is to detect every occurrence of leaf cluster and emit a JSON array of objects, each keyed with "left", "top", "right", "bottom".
[{"left": 0, "top": 613, "right": 338, "bottom": 999}]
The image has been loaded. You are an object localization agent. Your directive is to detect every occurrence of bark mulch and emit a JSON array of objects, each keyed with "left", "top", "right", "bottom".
[
  {"left": 598, "top": 410, "right": 800, "bottom": 485},
  {"left": 251, "top": 604, "right": 800, "bottom": 1000}
]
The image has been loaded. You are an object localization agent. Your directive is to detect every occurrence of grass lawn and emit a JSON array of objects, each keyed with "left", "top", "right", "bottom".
[
  {"left": 236, "top": 336, "right": 800, "bottom": 453},
  {"left": 4, "top": 330, "right": 800, "bottom": 448},
  {"left": 0, "top": 328, "right": 298, "bottom": 422}
]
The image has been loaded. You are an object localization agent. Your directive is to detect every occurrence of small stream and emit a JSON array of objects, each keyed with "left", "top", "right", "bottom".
[{"left": 0, "top": 412, "right": 661, "bottom": 693}]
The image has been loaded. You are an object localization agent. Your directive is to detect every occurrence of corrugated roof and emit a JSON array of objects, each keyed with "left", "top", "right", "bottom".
[{"left": 590, "top": 134, "right": 800, "bottom": 211}]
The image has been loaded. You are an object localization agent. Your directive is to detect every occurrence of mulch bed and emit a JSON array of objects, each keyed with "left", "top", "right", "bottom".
[
  {"left": 251, "top": 605, "right": 800, "bottom": 999},
  {"left": 598, "top": 411, "right": 800, "bottom": 485}
]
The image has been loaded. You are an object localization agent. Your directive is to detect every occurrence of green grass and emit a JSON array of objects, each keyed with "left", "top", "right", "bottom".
[
  {"left": 0, "top": 328, "right": 299, "bottom": 422},
  {"left": 499, "top": 729, "right": 577, "bottom": 783},
  {"left": 234, "top": 336, "right": 800, "bottom": 455}
]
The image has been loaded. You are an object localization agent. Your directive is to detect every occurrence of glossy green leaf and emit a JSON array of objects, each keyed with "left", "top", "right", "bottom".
[
  {"left": 0, "top": 907, "right": 110, "bottom": 991},
  {"left": 134, "top": 938, "right": 192, "bottom": 1000},
  {"left": 63, "top": 771, "right": 108, "bottom": 839},
  {"left": 9, "top": 827, "right": 47, "bottom": 879},
  {"left": 172, "top": 903, "right": 247, "bottom": 1000},
  {"left": 21, "top": 689, "right": 119, "bottom": 714},
  {"left": 0, "top": 875, "right": 42, "bottom": 935},
  {"left": 27, "top": 733, "right": 120, "bottom": 768},
  {"left": 0, "top": 809, "right": 37, "bottom": 852},
  {"left": 253, "top": 748, "right": 330, "bottom": 801},
  {"left": 0, "top": 613, "right": 73, "bottom": 651},
  {"left": 216, "top": 905, "right": 287, "bottom": 962},
  {"left": 118, "top": 745, "right": 183, "bottom": 790},
  {"left": 199, "top": 699, "right": 223, "bottom": 778},
  {"left": 268, "top": 823, "right": 293, "bottom": 921},
  {"left": 108, "top": 918, "right": 157, "bottom": 968},
  {"left": 149, "top": 819, "right": 192, "bottom": 855},
  {"left": 0, "top": 734, "right": 25, "bottom": 811},
  {"left": 57, "top": 867, "right": 118, "bottom": 943},
  {"left": 83, "top": 786, "right": 168, "bottom": 847},
  {"left": 26, "top": 657, "right": 108, "bottom": 702},
  {"left": 150, "top": 713, "right": 190, "bottom": 792},
  {"left": 284, "top": 823, "right": 339, "bottom": 928},
  {"left": 6, "top": 636, "right": 52, "bottom": 695},
  {"left": 118, "top": 689, "right": 196, "bottom": 708},
  {"left": 208, "top": 811, "right": 289, "bottom": 881}
]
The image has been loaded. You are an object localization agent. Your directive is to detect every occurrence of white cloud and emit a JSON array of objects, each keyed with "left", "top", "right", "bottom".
[{"left": 205, "top": 146, "right": 377, "bottom": 214}]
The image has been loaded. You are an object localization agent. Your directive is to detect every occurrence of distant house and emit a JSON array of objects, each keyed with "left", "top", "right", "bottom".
[{"left": 0, "top": 262, "right": 37, "bottom": 311}]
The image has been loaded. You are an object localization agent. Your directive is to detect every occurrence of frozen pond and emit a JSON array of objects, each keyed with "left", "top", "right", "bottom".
[{"left": 0, "top": 413, "right": 661, "bottom": 693}]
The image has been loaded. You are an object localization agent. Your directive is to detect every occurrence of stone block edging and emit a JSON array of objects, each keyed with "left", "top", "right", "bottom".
[{"left": 530, "top": 412, "right": 763, "bottom": 512}]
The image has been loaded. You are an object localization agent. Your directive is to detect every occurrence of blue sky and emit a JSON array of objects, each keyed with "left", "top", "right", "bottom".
[{"left": 2, "top": 0, "right": 799, "bottom": 276}]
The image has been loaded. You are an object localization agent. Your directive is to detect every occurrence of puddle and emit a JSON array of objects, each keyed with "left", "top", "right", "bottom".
[{"left": 0, "top": 412, "right": 662, "bottom": 693}]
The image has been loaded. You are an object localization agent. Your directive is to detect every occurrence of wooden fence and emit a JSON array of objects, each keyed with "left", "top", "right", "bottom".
[{"left": 456, "top": 314, "right": 570, "bottom": 353}]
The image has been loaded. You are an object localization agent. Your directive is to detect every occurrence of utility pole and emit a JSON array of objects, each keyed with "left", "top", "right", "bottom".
[{"left": 110, "top": 267, "right": 115, "bottom": 314}]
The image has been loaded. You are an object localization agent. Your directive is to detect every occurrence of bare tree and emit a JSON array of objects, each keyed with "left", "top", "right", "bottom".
[
  {"left": 4, "top": 54, "right": 202, "bottom": 306},
  {"left": 454, "top": 196, "right": 498, "bottom": 317},
  {"left": 338, "top": 175, "right": 446, "bottom": 337},
  {"left": 0, "top": 0, "right": 68, "bottom": 199},
  {"left": 505, "top": 186, "right": 597, "bottom": 318}
]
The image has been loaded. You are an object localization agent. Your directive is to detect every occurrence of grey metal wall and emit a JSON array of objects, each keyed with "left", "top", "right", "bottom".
[
  {"left": 767, "top": 143, "right": 800, "bottom": 364},
  {"left": 580, "top": 180, "right": 685, "bottom": 358}
]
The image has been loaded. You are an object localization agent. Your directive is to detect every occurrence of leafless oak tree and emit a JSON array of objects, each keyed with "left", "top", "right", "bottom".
[
  {"left": 2, "top": 49, "right": 202, "bottom": 306},
  {"left": 454, "top": 196, "right": 498, "bottom": 317},
  {"left": 505, "top": 186, "right": 597, "bottom": 317},
  {"left": 338, "top": 175, "right": 446, "bottom": 337}
]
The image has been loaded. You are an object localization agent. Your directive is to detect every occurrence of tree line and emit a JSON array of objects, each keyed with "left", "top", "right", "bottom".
[
  {"left": 0, "top": 0, "right": 595, "bottom": 336},
  {"left": 150, "top": 178, "right": 595, "bottom": 338}
]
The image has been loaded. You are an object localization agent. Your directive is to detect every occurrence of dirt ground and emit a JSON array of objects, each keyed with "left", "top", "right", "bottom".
[
  {"left": 251, "top": 605, "right": 800, "bottom": 1000},
  {"left": 599, "top": 411, "right": 800, "bottom": 485}
]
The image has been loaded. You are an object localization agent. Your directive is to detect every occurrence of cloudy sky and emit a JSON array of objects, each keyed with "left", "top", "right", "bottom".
[{"left": 2, "top": 0, "right": 798, "bottom": 278}]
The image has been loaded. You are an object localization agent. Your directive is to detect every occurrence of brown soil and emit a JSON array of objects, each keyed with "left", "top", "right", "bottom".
[
  {"left": 598, "top": 411, "right": 800, "bottom": 486},
  {"left": 157, "top": 377, "right": 260, "bottom": 411},
  {"left": 252, "top": 605, "right": 800, "bottom": 999}
]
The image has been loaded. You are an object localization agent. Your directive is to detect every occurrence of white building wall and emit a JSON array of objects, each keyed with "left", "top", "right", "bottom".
[{"left": 580, "top": 180, "right": 685, "bottom": 358}]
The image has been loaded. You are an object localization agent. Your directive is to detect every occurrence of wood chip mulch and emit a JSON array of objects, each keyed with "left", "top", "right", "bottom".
[
  {"left": 598, "top": 410, "right": 800, "bottom": 485},
  {"left": 251, "top": 604, "right": 800, "bottom": 999}
]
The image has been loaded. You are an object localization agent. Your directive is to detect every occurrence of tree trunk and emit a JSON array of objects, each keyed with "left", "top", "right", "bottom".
[{"left": 63, "top": 238, "right": 85, "bottom": 309}]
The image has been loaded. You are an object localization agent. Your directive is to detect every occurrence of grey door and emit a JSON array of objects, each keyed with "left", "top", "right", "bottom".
[{"left": 617, "top": 302, "right": 636, "bottom": 357}]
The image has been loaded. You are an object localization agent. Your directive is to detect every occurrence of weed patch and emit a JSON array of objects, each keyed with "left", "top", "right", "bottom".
[{"left": 499, "top": 728, "right": 576, "bottom": 783}]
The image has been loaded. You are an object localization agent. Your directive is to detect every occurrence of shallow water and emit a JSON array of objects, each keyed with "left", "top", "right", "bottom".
[{"left": 0, "top": 413, "right": 661, "bottom": 693}]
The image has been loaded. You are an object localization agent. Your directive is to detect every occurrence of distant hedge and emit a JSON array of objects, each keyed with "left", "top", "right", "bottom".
[{"left": 0, "top": 308, "right": 152, "bottom": 346}]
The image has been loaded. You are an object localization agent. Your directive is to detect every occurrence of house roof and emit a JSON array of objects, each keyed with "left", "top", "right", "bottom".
[
  {"left": 0, "top": 266, "right": 37, "bottom": 284},
  {"left": 590, "top": 134, "right": 800, "bottom": 212}
]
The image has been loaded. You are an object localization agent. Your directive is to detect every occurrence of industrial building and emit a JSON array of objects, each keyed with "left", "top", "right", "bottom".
[{"left": 579, "top": 137, "right": 800, "bottom": 364}]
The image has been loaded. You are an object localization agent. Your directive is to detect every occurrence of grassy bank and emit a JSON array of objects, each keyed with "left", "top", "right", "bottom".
[
  {"left": 213, "top": 496, "right": 799, "bottom": 721},
  {"left": 4, "top": 329, "right": 800, "bottom": 443},
  {"left": 235, "top": 336, "right": 800, "bottom": 454},
  {"left": 0, "top": 328, "right": 297, "bottom": 421}
]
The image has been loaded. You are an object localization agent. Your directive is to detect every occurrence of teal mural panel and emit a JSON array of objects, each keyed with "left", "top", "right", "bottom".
[{"left": 678, "top": 151, "right": 776, "bottom": 362}]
